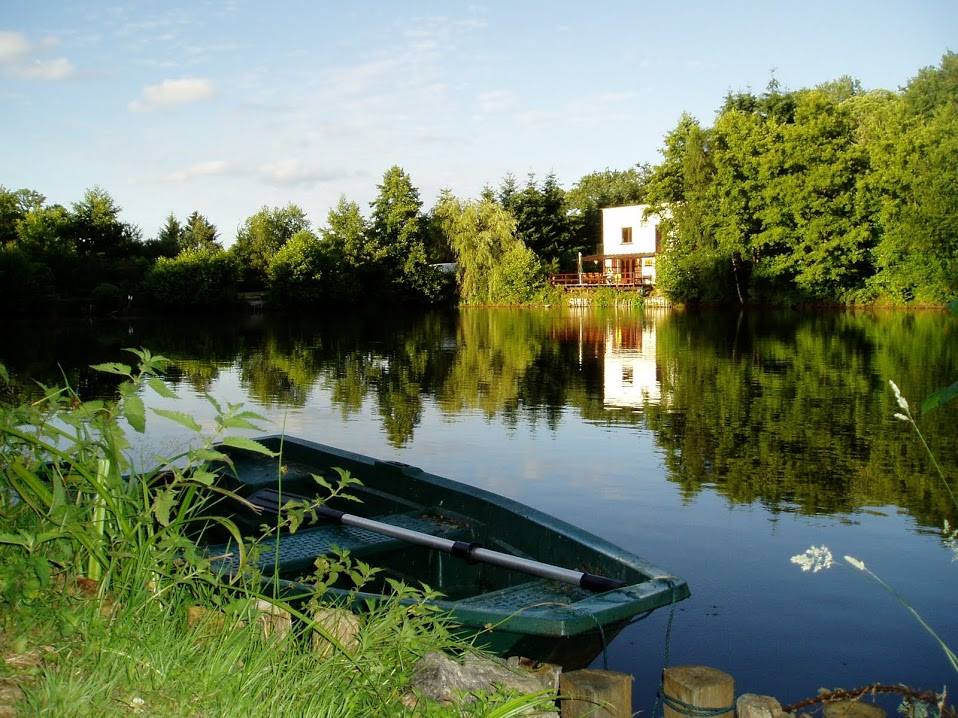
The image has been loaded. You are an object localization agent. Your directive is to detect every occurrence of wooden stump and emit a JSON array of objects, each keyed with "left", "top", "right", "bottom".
[
  {"left": 662, "top": 666, "right": 734, "bottom": 718},
  {"left": 823, "top": 701, "right": 887, "bottom": 718},
  {"left": 559, "top": 668, "right": 632, "bottom": 718}
]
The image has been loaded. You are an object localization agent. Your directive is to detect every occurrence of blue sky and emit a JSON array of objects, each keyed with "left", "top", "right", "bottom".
[{"left": 1, "top": 1, "right": 955, "bottom": 244}]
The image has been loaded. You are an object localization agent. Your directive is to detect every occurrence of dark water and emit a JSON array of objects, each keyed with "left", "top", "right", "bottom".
[{"left": 3, "top": 307, "right": 957, "bottom": 707}]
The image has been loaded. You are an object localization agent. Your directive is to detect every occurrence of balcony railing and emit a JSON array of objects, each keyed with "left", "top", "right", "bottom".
[{"left": 549, "top": 272, "right": 653, "bottom": 288}]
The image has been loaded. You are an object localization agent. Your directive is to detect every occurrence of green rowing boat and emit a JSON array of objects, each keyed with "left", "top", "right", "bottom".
[{"left": 208, "top": 435, "right": 690, "bottom": 667}]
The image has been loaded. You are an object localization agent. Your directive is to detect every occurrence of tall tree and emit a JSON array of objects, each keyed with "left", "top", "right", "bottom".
[
  {"left": 67, "top": 186, "right": 139, "bottom": 257},
  {"left": 507, "top": 173, "right": 572, "bottom": 269},
  {"left": 435, "top": 194, "right": 521, "bottom": 303},
  {"left": 565, "top": 166, "right": 650, "bottom": 255},
  {"left": 180, "top": 211, "right": 220, "bottom": 252},
  {"left": 146, "top": 213, "right": 184, "bottom": 259},
  {"left": 0, "top": 187, "right": 45, "bottom": 247},
  {"left": 321, "top": 196, "right": 368, "bottom": 267},
  {"left": 367, "top": 166, "right": 441, "bottom": 302},
  {"left": 871, "top": 53, "right": 958, "bottom": 302},
  {"left": 232, "top": 204, "right": 309, "bottom": 289}
]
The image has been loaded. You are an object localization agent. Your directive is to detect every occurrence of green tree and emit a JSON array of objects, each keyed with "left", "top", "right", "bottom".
[
  {"left": 15, "top": 204, "right": 72, "bottom": 259},
  {"left": 870, "top": 54, "right": 958, "bottom": 302},
  {"left": 232, "top": 204, "right": 309, "bottom": 289},
  {"left": 321, "top": 196, "right": 368, "bottom": 267},
  {"left": 0, "top": 187, "right": 45, "bottom": 247},
  {"left": 268, "top": 229, "right": 340, "bottom": 305},
  {"left": 506, "top": 173, "right": 573, "bottom": 269},
  {"left": 144, "top": 213, "right": 184, "bottom": 259},
  {"left": 565, "top": 166, "right": 650, "bottom": 256},
  {"left": 180, "top": 211, "right": 220, "bottom": 252},
  {"left": 67, "top": 186, "right": 140, "bottom": 257},
  {"left": 367, "top": 166, "right": 442, "bottom": 303},
  {"left": 144, "top": 246, "right": 240, "bottom": 308},
  {"left": 436, "top": 194, "right": 523, "bottom": 303},
  {"left": 646, "top": 114, "right": 730, "bottom": 302}
]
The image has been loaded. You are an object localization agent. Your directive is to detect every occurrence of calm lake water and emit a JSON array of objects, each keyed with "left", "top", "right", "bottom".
[{"left": 3, "top": 307, "right": 957, "bottom": 708}]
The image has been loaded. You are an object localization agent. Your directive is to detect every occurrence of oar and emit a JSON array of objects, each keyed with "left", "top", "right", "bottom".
[{"left": 311, "top": 504, "right": 627, "bottom": 593}]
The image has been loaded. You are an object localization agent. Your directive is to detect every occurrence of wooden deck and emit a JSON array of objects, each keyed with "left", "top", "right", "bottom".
[{"left": 549, "top": 272, "right": 653, "bottom": 289}]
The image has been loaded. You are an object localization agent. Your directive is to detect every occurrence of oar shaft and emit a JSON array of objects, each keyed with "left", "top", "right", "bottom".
[{"left": 316, "top": 506, "right": 626, "bottom": 592}]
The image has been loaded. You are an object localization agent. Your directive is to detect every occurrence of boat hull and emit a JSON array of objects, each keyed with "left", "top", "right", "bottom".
[{"left": 209, "top": 435, "right": 690, "bottom": 667}]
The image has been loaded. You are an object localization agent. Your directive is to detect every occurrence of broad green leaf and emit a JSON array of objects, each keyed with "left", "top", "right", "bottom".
[
  {"left": 189, "top": 448, "right": 232, "bottom": 465},
  {"left": 90, "top": 362, "right": 131, "bottom": 376},
  {"left": 147, "top": 377, "right": 177, "bottom": 399},
  {"left": 153, "top": 487, "right": 176, "bottom": 527},
  {"left": 0, "top": 533, "right": 30, "bottom": 548},
  {"left": 187, "top": 470, "right": 217, "bottom": 486},
  {"left": 123, "top": 395, "right": 146, "bottom": 433},
  {"left": 204, "top": 393, "right": 223, "bottom": 414},
  {"left": 152, "top": 408, "right": 202, "bottom": 433},
  {"left": 51, "top": 470, "right": 67, "bottom": 509},
  {"left": 220, "top": 436, "right": 278, "bottom": 457},
  {"left": 220, "top": 415, "right": 264, "bottom": 431},
  {"left": 921, "top": 380, "right": 958, "bottom": 414}
]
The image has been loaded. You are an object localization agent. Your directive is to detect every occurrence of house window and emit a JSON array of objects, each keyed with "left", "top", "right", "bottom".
[
  {"left": 654, "top": 225, "right": 662, "bottom": 253},
  {"left": 621, "top": 227, "right": 633, "bottom": 245},
  {"left": 622, "top": 366, "right": 633, "bottom": 385},
  {"left": 644, "top": 257, "right": 655, "bottom": 267}
]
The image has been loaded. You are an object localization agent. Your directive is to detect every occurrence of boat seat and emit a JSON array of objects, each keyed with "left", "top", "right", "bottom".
[
  {"left": 456, "top": 578, "right": 591, "bottom": 613},
  {"left": 207, "top": 511, "right": 466, "bottom": 577}
]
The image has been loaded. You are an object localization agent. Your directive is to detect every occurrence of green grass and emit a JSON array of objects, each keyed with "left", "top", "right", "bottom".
[{"left": 0, "top": 351, "right": 556, "bottom": 717}]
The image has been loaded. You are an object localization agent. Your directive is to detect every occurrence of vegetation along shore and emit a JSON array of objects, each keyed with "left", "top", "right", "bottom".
[{"left": 2, "top": 53, "right": 956, "bottom": 314}]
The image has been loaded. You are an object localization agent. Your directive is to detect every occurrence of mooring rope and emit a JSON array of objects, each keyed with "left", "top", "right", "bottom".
[{"left": 659, "top": 693, "right": 735, "bottom": 718}]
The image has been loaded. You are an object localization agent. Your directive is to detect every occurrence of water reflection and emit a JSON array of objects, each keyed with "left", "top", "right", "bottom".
[{"left": 2, "top": 307, "right": 956, "bottom": 527}]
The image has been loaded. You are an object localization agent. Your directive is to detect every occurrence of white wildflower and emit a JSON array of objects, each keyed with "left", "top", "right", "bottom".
[
  {"left": 893, "top": 412, "right": 910, "bottom": 423},
  {"left": 844, "top": 555, "right": 867, "bottom": 571},
  {"left": 790, "top": 545, "right": 834, "bottom": 573},
  {"left": 889, "top": 380, "right": 909, "bottom": 412}
]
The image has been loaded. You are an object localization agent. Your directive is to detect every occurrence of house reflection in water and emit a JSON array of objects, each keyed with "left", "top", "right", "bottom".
[{"left": 603, "top": 322, "right": 661, "bottom": 408}]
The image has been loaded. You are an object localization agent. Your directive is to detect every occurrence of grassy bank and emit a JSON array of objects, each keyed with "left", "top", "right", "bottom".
[{"left": 0, "top": 352, "right": 549, "bottom": 717}]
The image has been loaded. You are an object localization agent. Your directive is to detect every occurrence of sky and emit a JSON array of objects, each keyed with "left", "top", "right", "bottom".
[{"left": 1, "top": 1, "right": 956, "bottom": 245}]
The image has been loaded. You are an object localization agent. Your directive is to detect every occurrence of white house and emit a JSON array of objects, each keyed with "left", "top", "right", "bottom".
[{"left": 595, "top": 205, "right": 665, "bottom": 285}]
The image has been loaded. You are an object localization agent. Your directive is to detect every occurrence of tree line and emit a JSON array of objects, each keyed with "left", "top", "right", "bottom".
[
  {"left": 645, "top": 52, "right": 957, "bottom": 304},
  {"left": 0, "top": 162, "right": 647, "bottom": 312},
  {"left": 1, "top": 53, "right": 954, "bottom": 312}
]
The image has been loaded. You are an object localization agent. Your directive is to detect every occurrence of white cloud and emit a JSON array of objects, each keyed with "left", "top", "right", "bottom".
[
  {"left": 0, "top": 31, "right": 75, "bottom": 80},
  {"left": 0, "top": 31, "right": 29, "bottom": 61},
  {"left": 129, "top": 77, "right": 213, "bottom": 111},
  {"left": 257, "top": 160, "right": 345, "bottom": 188},
  {"left": 164, "top": 160, "right": 235, "bottom": 182},
  {"left": 14, "top": 57, "right": 75, "bottom": 80}
]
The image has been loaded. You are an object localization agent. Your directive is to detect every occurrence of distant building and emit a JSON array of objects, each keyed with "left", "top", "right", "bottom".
[
  {"left": 596, "top": 205, "right": 665, "bottom": 285},
  {"left": 549, "top": 204, "right": 666, "bottom": 289}
]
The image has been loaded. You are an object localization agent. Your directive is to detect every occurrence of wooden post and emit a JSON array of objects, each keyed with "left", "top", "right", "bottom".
[
  {"left": 559, "top": 668, "right": 632, "bottom": 718},
  {"left": 662, "top": 666, "right": 734, "bottom": 718}
]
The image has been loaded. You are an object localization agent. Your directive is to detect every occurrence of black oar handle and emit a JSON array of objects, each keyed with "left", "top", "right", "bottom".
[{"left": 580, "top": 572, "right": 627, "bottom": 592}]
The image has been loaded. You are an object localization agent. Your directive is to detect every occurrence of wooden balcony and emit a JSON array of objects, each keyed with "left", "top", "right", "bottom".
[{"left": 549, "top": 272, "right": 654, "bottom": 288}]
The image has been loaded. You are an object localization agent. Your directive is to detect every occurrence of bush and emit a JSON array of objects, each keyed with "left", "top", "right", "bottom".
[
  {"left": 0, "top": 245, "right": 54, "bottom": 313},
  {"left": 144, "top": 247, "right": 239, "bottom": 309},
  {"left": 267, "top": 230, "right": 341, "bottom": 305},
  {"left": 489, "top": 243, "right": 547, "bottom": 304},
  {"left": 91, "top": 282, "right": 125, "bottom": 314}
]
